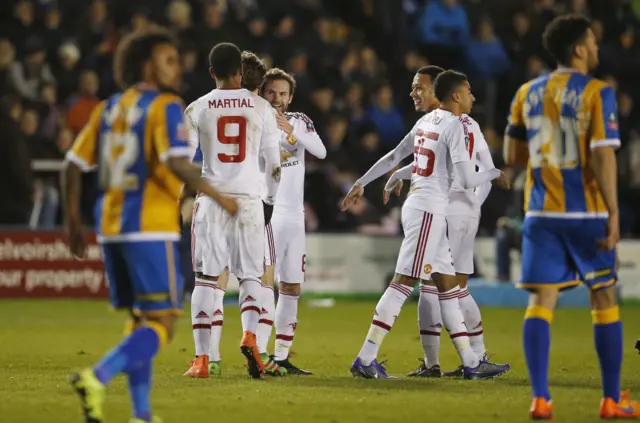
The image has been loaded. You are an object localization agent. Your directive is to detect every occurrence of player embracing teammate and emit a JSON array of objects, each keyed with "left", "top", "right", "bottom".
[
  {"left": 342, "top": 70, "right": 510, "bottom": 379},
  {"left": 185, "top": 48, "right": 325, "bottom": 378},
  {"left": 384, "top": 66, "right": 501, "bottom": 378}
]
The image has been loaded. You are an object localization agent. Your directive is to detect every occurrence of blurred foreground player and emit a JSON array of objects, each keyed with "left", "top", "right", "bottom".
[
  {"left": 62, "top": 30, "right": 237, "bottom": 423},
  {"left": 504, "top": 14, "right": 640, "bottom": 420},
  {"left": 184, "top": 43, "right": 281, "bottom": 379}
]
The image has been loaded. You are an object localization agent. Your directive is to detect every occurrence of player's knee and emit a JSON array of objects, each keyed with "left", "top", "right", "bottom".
[
  {"left": 456, "top": 273, "right": 469, "bottom": 289},
  {"left": 393, "top": 273, "right": 417, "bottom": 287},
  {"left": 279, "top": 281, "right": 300, "bottom": 295},
  {"left": 420, "top": 279, "right": 437, "bottom": 287},
  {"left": 261, "top": 265, "right": 275, "bottom": 287},
  {"left": 432, "top": 273, "right": 458, "bottom": 291},
  {"left": 528, "top": 288, "right": 559, "bottom": 310},
  {"left": 590, "top": 285, "right": 617, "bottom": 310},
  {"left": 147, "top": 315, "right": 177, "bottom": 345}
]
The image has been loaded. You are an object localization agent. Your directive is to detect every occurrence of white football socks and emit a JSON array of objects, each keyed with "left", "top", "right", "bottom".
[{"left": 418, "top": 284, "right": 442, "bottom": 368}]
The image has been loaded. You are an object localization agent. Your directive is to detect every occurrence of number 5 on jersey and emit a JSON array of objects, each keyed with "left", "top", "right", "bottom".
[
  {"left": 218, "top": 116, "right": 247, "bottom": 163},
  {"left": 412, "top": 136, "right": 436, "bottom": 177}
]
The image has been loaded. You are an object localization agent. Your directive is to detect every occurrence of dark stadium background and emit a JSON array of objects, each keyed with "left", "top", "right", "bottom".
[{"left": 0, "top": 0, "right": 639, "bottom": 285}]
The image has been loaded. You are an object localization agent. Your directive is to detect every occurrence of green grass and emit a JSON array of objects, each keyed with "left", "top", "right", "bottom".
[{"left": 1, "top": 300, "right": 639, "bottom": 423}]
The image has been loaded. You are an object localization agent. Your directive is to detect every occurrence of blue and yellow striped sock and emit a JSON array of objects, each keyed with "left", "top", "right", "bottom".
[
  {"left": 592, "top": 306, "right": 622, "bottom": 402},
  {"left": 93, "top": 321, "right": 167, "bottom": 385},
  {"left": 523, "top": 305, "right": 553, "bottom": 401},
  {"left": 127, "top": 359, "right": 153, "bottom": 421}
]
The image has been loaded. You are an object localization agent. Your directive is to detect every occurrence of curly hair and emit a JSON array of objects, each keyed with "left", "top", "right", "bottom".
[
  {"left": 241, "top": 51, "right": 267, "bottom": 91},
  {"left": 113, "top": 27, "right": 176, "bottom": 89}
]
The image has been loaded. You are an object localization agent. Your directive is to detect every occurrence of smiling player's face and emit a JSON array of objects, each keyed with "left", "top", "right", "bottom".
[
  {"left": 152, "top": 43, "right": 182, "bottom": 92},
  {"left": 263, "top": 79, "right": 292, "bottom": 113},
  {"left": 410, "top": 73, "right": 437, "bottom": 113}
]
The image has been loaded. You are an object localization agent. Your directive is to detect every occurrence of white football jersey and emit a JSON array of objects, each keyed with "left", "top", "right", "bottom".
[
  {"left": 447, "top": 115, "right": 490, "bottom": 217},
  {"left": 275, "top": 112, "right": 326, "bottom": 214},
  {"left": 185, "top": 88, "right": 280, "bottom": 199},
  {"left": 404, "top": 109, "right": 472, "bottom": 215}
]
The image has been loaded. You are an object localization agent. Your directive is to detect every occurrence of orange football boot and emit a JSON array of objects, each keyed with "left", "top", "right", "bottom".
[
  {"left": 530, "top": 397, "right": 554, "bottom": 420},
  {"left": 240, "top": 331, "right": 264, "bottom": 379},
  {"left": 600, "top": 389, "right": 640, "bottom": 419},
  {"left": 183, "top": 355, "right": 209, "bottom": 378}
]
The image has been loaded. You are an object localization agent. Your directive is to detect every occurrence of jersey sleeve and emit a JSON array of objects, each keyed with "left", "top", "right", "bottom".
[
  {"left": 505, "top": 85, "right": 527, "bottom": 140},
  {"left": 590, "top": 85, "right": 621, "bottom": 149},
  {"left": 357, "top": 125, "right": 416, "bottom": 187},
  {"left": 65, "top": 100, "right": 106, "bottom": 171},
  {"left": 261, "top": 104, "right": 282, "bottom": 204},
  {"left": 184, "top": 103, "right": 200, "bottom": 160},
  {"left": 291, "top": 114, "right": 327, "bottom": 159},
  {"left": 152, "top": 95, "right": 192, "bottom": 162},
  {"left": 446, "top": 119, "right": 472, "bottom": 164}
]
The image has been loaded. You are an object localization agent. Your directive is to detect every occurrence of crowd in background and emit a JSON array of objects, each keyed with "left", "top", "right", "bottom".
[{"left": 1, "top": 0, "right": 640, "bottom": 277}]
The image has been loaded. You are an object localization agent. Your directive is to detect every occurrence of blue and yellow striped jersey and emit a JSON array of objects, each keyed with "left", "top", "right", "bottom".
[
  {"left": 66, "top": 87, "right": 192, "bottom": 241},
  {"left": 506, "top": 69, "right": 620, "bottom": 218}
]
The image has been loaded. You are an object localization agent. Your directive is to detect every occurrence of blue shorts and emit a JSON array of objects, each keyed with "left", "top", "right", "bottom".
[
  {"left": 519, "top": 217, "right": 616, "bottom": 292},
  {"left": 101, "top": 240, "right": 183, "bottom": 316}
]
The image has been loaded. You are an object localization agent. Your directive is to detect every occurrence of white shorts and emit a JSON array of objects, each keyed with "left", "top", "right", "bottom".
[
  {"left": 447, "top": 214, "right": 479, "bottom": 275},
  {"left": 268, "top": 212, "right": 305, "bottom": 284},
  {"left": 192, "top": 195, "right": 264, "bottom": 281},
  {"left": 395, "top": 205, "right": 454, "bottom": 279},
  {"left": 264, "top": 223, "right": 276, "bottom": 267}
]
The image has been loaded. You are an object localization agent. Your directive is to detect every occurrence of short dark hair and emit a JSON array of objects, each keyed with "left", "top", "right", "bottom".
[
  {"left": 208, "top": 42, "right": 242, "bottom": 79},
  {"left": 241, "top": 51, "right": 267, "bottom": 91},
  {"left": 543, "top": 14, "right": 591, "bottom": 66},
  {"left": 261, "top": 68, "right": 296, "bottom": 95},
  {"left": 417, "top": 65, "right": 445, "bottom": 81},
  {"left": 114, "top": 29, "right": 175, "bottom": 89},
  {"left": 433, "top": 70, "right": 468, "bottom": 101}
]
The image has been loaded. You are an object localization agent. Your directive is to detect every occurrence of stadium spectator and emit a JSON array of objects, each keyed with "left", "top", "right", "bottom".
[
  {"left": 8, "top": 37, "right": 56, "bottom": 102},
  {"left": 0, "top": 39, "right": 16, "bottom": 98},
  {"left": 66, "top": 70, "right": 100, "bottom": 135},
  {"left": 52, "top": 42, "right": 82, "bottom": 104},
  {"left": 42, "top": 6, "right": 65, "bottom": 59},
  {"left": 5, "top": 0, "right": 37, "bottom": 56},
  {"left": 416, "top": 0, "right": 470, "bottom": 69},
  {"left": 365, "top": 84, "right": 405, "bottom": 150},
  {"left": 0, "top": 95, "right": 33, "bottom": 225}
]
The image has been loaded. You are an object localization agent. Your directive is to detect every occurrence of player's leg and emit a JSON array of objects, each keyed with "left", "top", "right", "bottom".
[
  {"left": 185, "top": 197, "right": 229, "bottom": 377},
  {"left": 208, "top": 268, "right": 228, "bottom": 376},
  {"left": 519, "top": 217, "right": 576, "bottom": 419},
  {"left": 351, "top": 206, "right": 425, "bottom": 379},
  {"left": 449, "top": 216, "right": 486, "bottom": 358},
  {"left": 256, "top": 223, "right": 276, "bottom": 359},
  {"left": 70, "top": 242, "right": 131, "bottom": 423},
  {"left": 232, "top": 198, "right": 267, "bottom": 378},
  {"left": 429, "top": 215, "right": 509, "bottom": 380},
  {"left": 273, "top": 214, "right": 310, "bottom": 374},
  {"left": 569, "top": 219, "right": 639, "bottom": 418},
  {"left": 407, "top": 279, "right": 442, "bottom": 377}
]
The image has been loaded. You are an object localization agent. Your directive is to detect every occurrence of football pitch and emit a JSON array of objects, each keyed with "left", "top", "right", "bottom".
[{"left": 2, "top": 300, "right": 640, "bottom": 423}]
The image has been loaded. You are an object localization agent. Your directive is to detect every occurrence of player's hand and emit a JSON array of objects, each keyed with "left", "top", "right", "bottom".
[
  {"left": 263, "top": 201, "right": 274, "bottom": 225},
  {"left": 492, "top": 170, "right": 511, "bottom": 190},
  {"left": 383, "top": 176, "right": 403, "bottom": 205},
  {"left": 340, "top": 183, "right": 364, "bottom": 211},
  {"left": 66, "top": 221, "right": 87, "bottom": 259},
  {"left": 598, "top": 212, "right": 620, "bottom": 251},
  {"left": 218, "top": 195, "right": 238, "bottom": 216},
  {"left": 276, "top": 113, "right": 293, "bottom": 135}
]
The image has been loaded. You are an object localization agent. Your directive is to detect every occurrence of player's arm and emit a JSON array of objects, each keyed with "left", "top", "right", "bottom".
[
  {"left": 261, "top": 106, "right": 282, "bottom": 206},
  {"left": 474, "top": 149, "right": 495, "bottom": 205},
  {"left": 154, "top": 97, "right": 237, "bottom": 215},
  {"left": 589, "top": 85, "right": 621, "bottom": 248},
  {"left": 503, "top": 86, "right": 529, "bottom": 168},
  {"left": 382, "top": 163, "right": 412, "bottom": 205},
  {"left": 289, "top": 113, "right": 327, "bottom": 159},
  {"left": 62, "top": 101, "right": 105, "bottom": 258},
  {"left": 449, "top": 120, "right": 502, "bottom": 190},
  {"left": 341, "top": 128, "right": 415, "bottom": 210}
]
